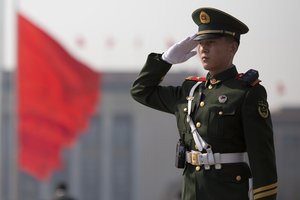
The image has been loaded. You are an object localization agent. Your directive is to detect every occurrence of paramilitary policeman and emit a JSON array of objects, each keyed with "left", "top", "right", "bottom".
[{"left": 131, "top": 7, "right": 277, "bottom": 200}]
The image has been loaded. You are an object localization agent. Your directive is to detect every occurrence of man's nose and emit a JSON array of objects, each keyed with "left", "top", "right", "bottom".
[{"left": 199, "top": 45, "right": 208, "bottom": 53}]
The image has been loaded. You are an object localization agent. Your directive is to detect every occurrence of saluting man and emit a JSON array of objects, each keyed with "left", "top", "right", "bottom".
[{"left": 131, "top": 7, "right": 277, "bottom": 200}]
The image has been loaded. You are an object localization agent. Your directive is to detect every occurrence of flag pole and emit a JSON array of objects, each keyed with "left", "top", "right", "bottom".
[{"left": 1, "top": 0, "right": 18, "bottom": 199}]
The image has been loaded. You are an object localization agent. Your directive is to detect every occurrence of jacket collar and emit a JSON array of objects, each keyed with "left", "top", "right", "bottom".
[{"left": 206, "top": 65, "right": 238, "bottom": 83}]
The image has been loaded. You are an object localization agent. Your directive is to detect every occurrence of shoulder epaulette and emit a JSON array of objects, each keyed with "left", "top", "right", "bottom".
[
  {"left": 237, "top": 69, "right": 261, "bottom": 86},
  {"left": 185, "top": 76, "right": 207, "bottom": 82}
]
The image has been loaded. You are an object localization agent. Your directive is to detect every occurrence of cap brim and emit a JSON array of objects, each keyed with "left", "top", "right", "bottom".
[{"left": 193, "top": 33, "right": 223, "bottom": 41}]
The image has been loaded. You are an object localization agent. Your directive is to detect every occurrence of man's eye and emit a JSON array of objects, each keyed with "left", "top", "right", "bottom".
[{"left": 199, "top": 40, "right": 215, "bottom": 46}]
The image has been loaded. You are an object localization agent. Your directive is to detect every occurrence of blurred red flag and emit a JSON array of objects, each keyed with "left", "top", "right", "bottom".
[{"left": 17, "top": 14, "right": 101, "bottom": 180}]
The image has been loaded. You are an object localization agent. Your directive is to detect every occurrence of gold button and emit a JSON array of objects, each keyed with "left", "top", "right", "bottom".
[
  {"left": 195, "top": 166, "right": 201, "bottom": 171},
  {"left": 183, "top": 107, "right": 188, "bottom": 112},
  {"left": 218, "top": 111, "right": 223, "bottom": 115},
  {"left": 195, "top": 145, "right": 198, "bottom": 150},
  {"left": 236, "top": 175, "right": 242, "bottom": 181},
  {"left": 196, "top": 122, "right": 201, "bottom": 128},
  {"left": 208, "top": 85, "right": 213, "bottom": 89},
  {"left": 200, "top": 101, "right": 205, "bottom": 107}
]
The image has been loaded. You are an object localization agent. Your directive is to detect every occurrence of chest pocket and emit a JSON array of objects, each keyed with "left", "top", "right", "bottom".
[{"left": 208, "top": 105, "right": 237, "bottom": 139}]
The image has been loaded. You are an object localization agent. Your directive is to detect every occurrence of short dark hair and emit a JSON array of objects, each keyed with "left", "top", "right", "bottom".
[{"left": 224, "top": 35, "right": 240, "bottom": 46}]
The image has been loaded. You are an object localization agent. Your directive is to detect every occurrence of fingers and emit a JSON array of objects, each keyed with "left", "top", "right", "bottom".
[
  {"left": 190, "top": 33, "right": 198, "bottom": 40},
  {"left": 183, "top": 35, "right": 199, "bottom": 50},
  {"left": 184, "top": 51, "right": 197, "bottom": 61},
  {"left": 162, "top": 35, "right": 199, "bottom": 64}
]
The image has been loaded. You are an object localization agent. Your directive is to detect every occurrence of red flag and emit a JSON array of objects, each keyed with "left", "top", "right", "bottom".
[{"left": 17, "top": 14, "right": 101, "bottom": 180}]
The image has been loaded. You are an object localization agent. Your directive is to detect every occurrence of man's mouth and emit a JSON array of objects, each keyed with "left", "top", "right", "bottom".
[{"left": 201, "top": 56, "right": 209, "bottom": 62}]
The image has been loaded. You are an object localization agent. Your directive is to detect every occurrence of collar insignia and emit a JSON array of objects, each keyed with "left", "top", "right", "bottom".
[{"left": 210, "top": 79, "right": 221, "bottom": 85}]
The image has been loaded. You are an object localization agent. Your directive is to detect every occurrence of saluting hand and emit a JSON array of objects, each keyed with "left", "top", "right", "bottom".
[{"left": 162, "top": 34, "right": 199, "bottom": 64}]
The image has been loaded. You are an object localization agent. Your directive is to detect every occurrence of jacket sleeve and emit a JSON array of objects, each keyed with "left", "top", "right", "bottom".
[
  {"left": 242, "top": 84, "right": 278, "bottom": 200},
  {"left": 130, "top": 53, "right": 182, "bottom": 114}
]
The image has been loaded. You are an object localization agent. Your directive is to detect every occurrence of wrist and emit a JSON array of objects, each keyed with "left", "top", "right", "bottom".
[{"left": 161, "top": 52, "right": 173, "bottom": 64}]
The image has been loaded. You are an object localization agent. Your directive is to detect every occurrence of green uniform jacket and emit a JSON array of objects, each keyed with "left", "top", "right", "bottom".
[{"left": 131, "top": 53, "right": 277, "bottom": 200}]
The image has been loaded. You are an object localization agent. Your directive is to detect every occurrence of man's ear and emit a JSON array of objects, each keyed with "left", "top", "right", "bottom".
[{"left": 231, "top": 41, "right": 239, "bottom": 54}]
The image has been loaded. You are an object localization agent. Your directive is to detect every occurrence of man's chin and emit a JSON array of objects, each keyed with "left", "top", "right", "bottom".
[{"left": 202, "top": 64, "right": 211, "bottom": 71}]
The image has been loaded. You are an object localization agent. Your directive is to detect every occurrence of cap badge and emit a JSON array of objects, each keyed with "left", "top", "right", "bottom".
[
  {"left": 200, "top": 11, "right": 210, "bottom": 24},
  {"left": 218, "top": 95, "right": 227, "bottom": 103}
]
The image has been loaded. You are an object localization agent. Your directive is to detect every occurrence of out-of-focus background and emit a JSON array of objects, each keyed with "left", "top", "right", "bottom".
[{"left": 0, "top": 0, "right": 299, "bottom": 199}]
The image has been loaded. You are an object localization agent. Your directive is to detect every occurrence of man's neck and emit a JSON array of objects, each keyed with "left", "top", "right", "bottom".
[{"left": 209, "top": 64, "right": 234, "bottom": 77}]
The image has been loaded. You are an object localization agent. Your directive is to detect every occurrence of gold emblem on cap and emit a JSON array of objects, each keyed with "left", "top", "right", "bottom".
[{"left": 200, "top": 11, "right": 210, "bottom": 24}]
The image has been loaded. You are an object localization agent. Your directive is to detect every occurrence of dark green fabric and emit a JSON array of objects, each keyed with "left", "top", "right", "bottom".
[
  {"left": 131, "top": 53, "right": 277, "bottom": 200},
  {"left": 192, "top": 7, "right": 249, "bottom": 34},
  {"left": 192, "top": 7, "right": 248, "bottom": 43}
]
